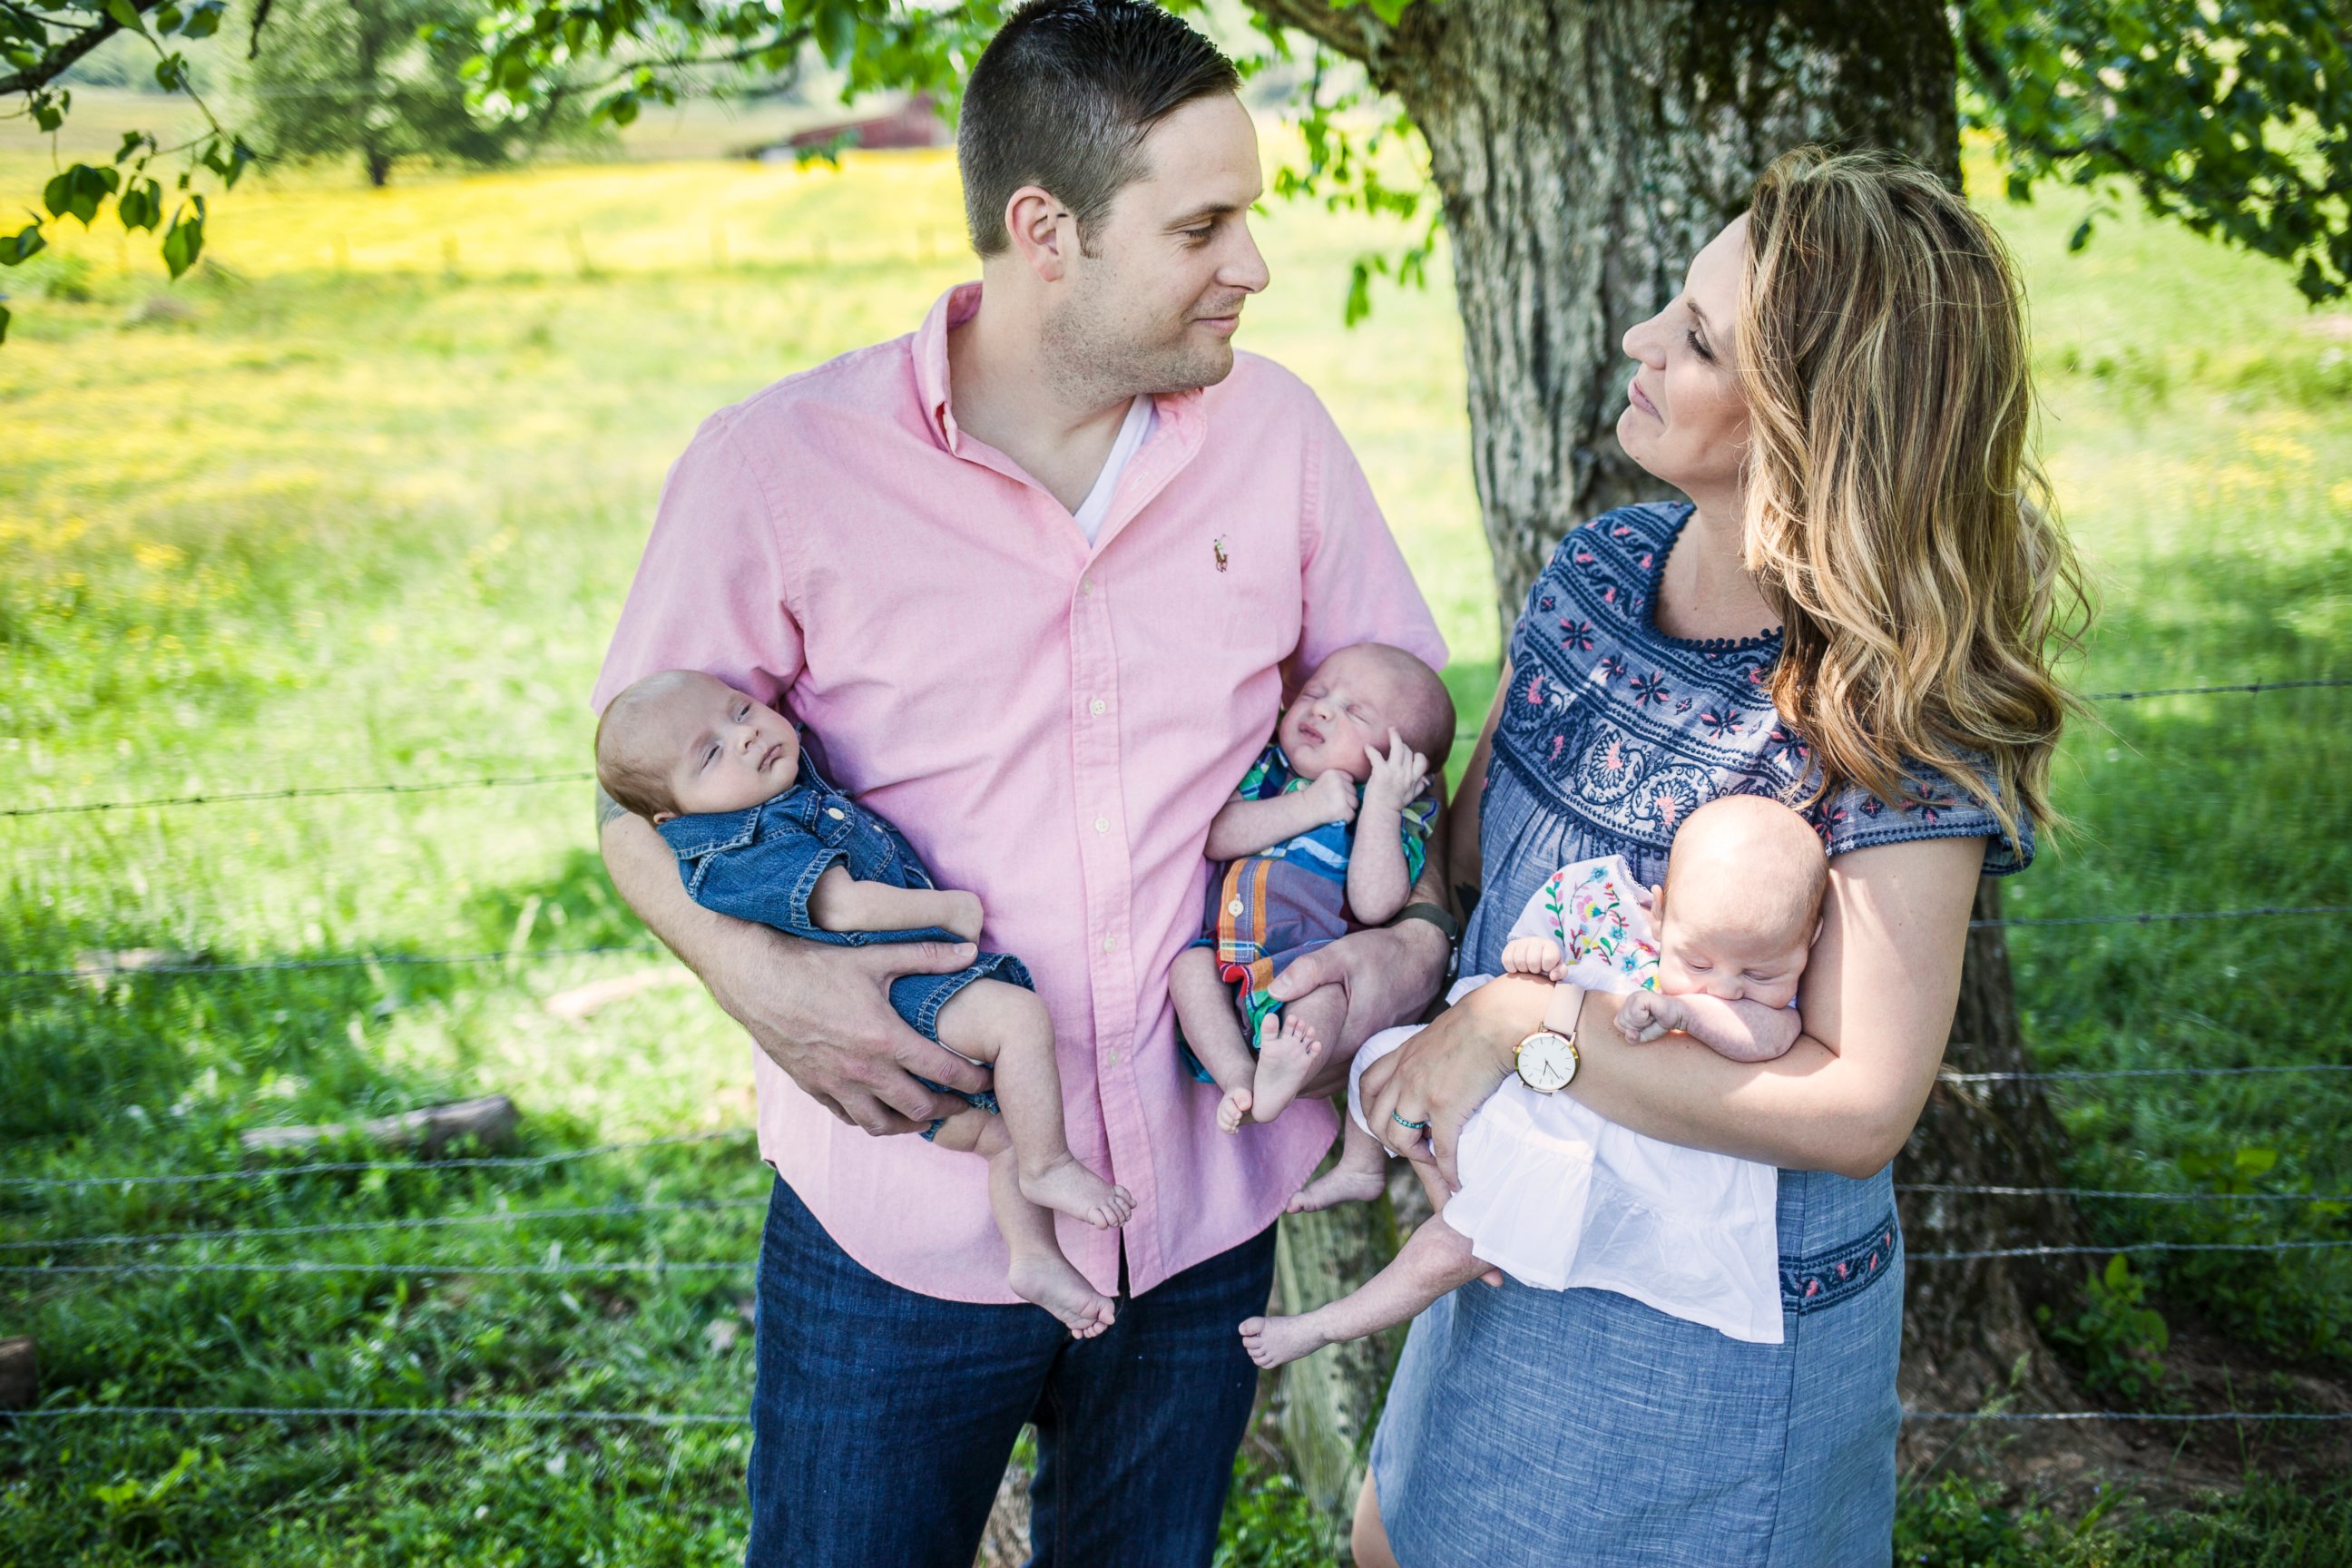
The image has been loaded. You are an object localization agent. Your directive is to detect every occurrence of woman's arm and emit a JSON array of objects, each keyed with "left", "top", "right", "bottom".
[{"left": 1359, "top": 832, "right": 1984, "bottom": 1184}]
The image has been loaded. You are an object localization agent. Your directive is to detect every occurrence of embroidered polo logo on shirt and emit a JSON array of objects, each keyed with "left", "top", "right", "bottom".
[{"left": 1212, "top": 535, "right": 1230, "bottom": 573}]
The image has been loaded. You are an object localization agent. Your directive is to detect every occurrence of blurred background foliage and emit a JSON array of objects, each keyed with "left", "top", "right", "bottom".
[{"left": 4, "top": 0, "right": 2351, "bottom": 1556}]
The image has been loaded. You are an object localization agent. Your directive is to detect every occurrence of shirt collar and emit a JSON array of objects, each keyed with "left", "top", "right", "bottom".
[{"left": 911, "top": 281, "right": 985, "bottom": 452}]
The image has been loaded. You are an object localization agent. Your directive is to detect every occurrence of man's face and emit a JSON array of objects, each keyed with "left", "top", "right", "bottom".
[{"left": 1045, "top": 92, "right": 1269, "bottom": 399}]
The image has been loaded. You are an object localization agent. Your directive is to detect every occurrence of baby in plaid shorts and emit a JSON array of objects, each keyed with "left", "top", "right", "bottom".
[{"left": 1170, "top": 642, "right": 1455, "bottom": 1134}]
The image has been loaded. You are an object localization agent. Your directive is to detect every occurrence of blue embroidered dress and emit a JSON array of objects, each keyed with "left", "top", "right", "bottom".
[{"left": 1368, "top": 503, "right": 2028, "bottom": 1566}]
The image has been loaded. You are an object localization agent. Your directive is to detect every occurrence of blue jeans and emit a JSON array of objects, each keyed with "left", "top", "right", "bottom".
[{"left": 744, "top": 1177, "right": 1276, "bottom": 1567}]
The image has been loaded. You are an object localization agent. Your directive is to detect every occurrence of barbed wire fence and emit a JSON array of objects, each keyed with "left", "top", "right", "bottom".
[{"left": 4, "top": 675, "right": 2347, "bottom": 1435}]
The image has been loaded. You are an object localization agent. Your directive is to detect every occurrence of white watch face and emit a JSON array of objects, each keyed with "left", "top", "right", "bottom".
[{"left": 1517, "top": 1032, "right": 1576, "bottom": 1093}]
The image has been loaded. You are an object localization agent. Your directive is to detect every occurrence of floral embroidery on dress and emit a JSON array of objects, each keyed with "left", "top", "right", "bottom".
[
  {"left": 1484, "top": 502, "right": 2032, "bottom": 892},
  {"left": 1522, "top": 859, "right": 1661, "bottom": 992}
]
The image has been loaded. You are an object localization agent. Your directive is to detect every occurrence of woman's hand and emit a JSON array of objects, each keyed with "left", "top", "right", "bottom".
[{"left": 1358, "top": 973, "right": 1553, "bottom": 1189}]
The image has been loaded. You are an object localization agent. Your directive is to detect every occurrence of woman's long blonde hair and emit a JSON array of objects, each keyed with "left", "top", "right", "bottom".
[{"left": 1738, "top": 146, "right": 2088, "bottom": 851}]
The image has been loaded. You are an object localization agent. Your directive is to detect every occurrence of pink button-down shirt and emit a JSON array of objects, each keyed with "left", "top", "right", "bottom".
[{"left": 593, "top": 283, "right": 1446, "bottom": 1301}]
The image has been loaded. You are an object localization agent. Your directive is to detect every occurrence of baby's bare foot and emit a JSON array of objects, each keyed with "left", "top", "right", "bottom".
[
  {"left": 938, "top": 890, "right": 985, "bottom": 944},
  {"left": 1249, "top": 1015, "right": 1324, "bottom": 1124},
  {"left": 1216, "top": 1084, "right": 1253, "bottom": 1134},
  {"left": 1239, "top": 1312, "right": 1332, "bottom": 1370},
  {"left": 1010, "top": 1252, "right": 1117, "bottom": 1340},
  {"left": 1288, "top": 1165, "right": 1388, "bottom": 1214},
  {"left": 1020, "top": 1154, "right": 1133, "bottom": 1230}
]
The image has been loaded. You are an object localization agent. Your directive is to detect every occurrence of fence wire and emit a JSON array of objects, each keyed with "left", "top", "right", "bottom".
[
  {"left": 1, "top": 1259, "right": 751, "bottom": 1279},
  {"left": 5, "top": 1402, "right": 2343, "bottom": 1426},
  {"left": 0, "top": 1196, "right": 769, "bottom": 1253},
  {"left": 5, "top": 903, "right": 2342, "bottom": 987},
  {"left": 7, "top": 675, "right": 2342, "bottom": 821},
  {"left": 1898, "top": 1182, "right": 2352, "bottom": 1204},
  {"left": 0, "top": 772, "right": 595, "bottom": 818},
  {"left": 1942, "top": 1063, "right": 2352, "bottom": 1085},
  {"left": 0, "top": 942, "right": 663, "bottom": 982},
  {"left": 1911, "top": 1239, "right": 2352, "bottom": 1262},
  {"left": 0, "top": 1129, "right": 751, "bottom": 1192}
]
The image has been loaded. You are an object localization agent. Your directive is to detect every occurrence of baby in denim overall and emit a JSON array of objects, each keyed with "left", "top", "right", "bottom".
[
  {"left": 596, "top": 669, "right": 1134, "bottom": 1338},
  {"left": 1169, "top": 643, "right": 1455, "bottom": 1137}
]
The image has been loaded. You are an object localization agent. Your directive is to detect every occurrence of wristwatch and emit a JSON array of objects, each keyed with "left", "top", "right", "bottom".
[
  {"left": 1514, "top": 981, "right": 1584, "bottom": 1093},
  {"left": 1514, "top": 1029, "right": 1578, "bottom": 1093}
]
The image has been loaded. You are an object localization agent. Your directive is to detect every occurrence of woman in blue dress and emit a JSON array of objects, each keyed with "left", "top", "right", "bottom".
[{"left": 1348, "top": 150, "right": 2085, "bottom": 1564}]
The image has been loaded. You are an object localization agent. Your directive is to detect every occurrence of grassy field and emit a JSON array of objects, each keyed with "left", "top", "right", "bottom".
[{"left": 2, "top": 104, "right": 2348, "bottom": 1565}]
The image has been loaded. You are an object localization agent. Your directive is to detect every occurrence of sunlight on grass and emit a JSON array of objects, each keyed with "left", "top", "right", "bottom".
[{"left": 2, "top": 124, "right": 2347, "bottom": 1564}]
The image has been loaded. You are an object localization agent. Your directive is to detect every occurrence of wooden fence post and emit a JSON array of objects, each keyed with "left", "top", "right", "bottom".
[{"left": 1273, "top": 1198, "right": 1404, "bottom": 1541}]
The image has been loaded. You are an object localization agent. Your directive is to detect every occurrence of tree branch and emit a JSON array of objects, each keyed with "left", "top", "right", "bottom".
[
  {"left": 1241, "top": 0, "right": 1392, "bottom": 70},
  {"left": 0, "top": 0, "right": 159, "bottom": 97},
  {"left": 527, "top": 27, "right": 814, "bottom": 102}
]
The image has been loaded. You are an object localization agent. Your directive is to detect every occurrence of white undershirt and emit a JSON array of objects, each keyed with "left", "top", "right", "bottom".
[{"left": 1070, "top": 396, "right": 1157, "bottom": 545}]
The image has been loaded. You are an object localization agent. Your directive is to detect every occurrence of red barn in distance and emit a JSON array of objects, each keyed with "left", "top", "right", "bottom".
[{"left": 759, "top": 93, "right": 951, "bottom": 159}]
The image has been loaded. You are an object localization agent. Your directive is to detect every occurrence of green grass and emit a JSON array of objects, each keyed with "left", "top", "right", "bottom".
[{"left": 1, "top": 125, "right": 2347, "bottom": 1561}]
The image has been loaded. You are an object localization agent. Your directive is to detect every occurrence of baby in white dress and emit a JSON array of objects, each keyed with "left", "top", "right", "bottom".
[{"left": 1240, "top": 795, "right": 1827, "bottom": 1366}]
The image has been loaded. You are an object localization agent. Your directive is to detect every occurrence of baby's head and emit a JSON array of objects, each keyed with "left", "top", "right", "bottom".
[
  {"left": 595, "top": 670, "right": 801, "bottom": 823},
  {"left": 1278, "top": 643, "right": 1455, "bottom": 782},
  {"left": 1652, "top": 796, "right": 1828, "bottom": 1009}
]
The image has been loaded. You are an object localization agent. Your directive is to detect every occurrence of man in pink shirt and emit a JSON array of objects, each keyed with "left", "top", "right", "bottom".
[{"left": 592, "top": 2, "right": 1451, "bottom": 1561}]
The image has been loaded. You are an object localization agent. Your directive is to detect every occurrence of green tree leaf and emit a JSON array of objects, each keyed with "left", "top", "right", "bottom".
[
  {"left": 2, "top": 221, "right": 45, "bottom": 265},
  {"left": 160, "top": 195, "right": 206, "bottom": 278}
]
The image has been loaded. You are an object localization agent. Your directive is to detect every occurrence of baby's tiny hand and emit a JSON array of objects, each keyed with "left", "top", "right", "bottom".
[
  {"left": 1616, "top": 990, "right": 1680, "bottom": 1044},
  {"left": 1501, "top": 936, "right": 1563, "bottom": 977},
  {"left": 1363, "top": 729, "right": 1431, "bottom": 812},
  {"left": 1305, "top": 769, "right": 1359, "bottom": 826}
]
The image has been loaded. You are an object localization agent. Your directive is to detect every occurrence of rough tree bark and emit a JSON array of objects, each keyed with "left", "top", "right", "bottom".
[
  {"left": 1245, "top": 0, "right": 2085, "bottom": 1498},
  {"left": 1897, "top": 877, "right": 2084, "bottom": 1412}
]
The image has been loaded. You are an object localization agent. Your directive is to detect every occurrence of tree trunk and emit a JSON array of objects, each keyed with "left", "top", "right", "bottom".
[
  {"left": 1254, "top": 0, "right": 1960, "bottom": 628},
  {"left": 1245, "top": 0, "right": 2083, "bottom": 1439},
  {"left": 1272, "top": 1197, "right": 1406, "bottom": 1527}
]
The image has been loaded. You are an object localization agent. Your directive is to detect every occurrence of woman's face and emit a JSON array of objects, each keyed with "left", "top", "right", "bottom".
[{"left": 1617, "top": 214, "right": 1751, "bottom": 505}]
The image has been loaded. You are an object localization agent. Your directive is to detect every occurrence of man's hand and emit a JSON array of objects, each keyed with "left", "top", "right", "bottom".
[
  {"left": 1264, "top": 916, "right": 1450, "bottom": 1098},
  {"left": 703, "top": 926, "right": 995, "bottom": 1137},
  {"left": 1303, "top": 767, "right": 1359, "bottom": 826},
  {"left": 1362, "top": 728, "right": 1430, "bottom": 815}
]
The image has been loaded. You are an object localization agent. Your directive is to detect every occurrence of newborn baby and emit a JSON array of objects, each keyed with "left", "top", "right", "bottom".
[
  {"left": 596, "top": 670, "right": 1132, "bottom": 1338},
  {"left": 1169, "top": 642, "right": 1455, "bottom": 1133},
  {"left": 1241, "top": 794, "right": 1827, "bottom": 1367}
]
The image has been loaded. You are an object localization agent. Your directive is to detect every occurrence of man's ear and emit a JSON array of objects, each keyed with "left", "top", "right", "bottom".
[
  {"left": 1004, "top": 184, "right": 1075, "bottom": 282},
  {"left": 652, "top": 809, "right": 678, "bottom": 826}
]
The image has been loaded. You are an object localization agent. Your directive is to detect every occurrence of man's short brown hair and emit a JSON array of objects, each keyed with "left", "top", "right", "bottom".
[{"left": 958, "top": 0, "right": 1241, "bottom": 258}]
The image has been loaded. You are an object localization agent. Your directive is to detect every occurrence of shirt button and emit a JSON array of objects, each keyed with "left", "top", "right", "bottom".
[
  {"left": 1228, "top": 898, "right": 1245, "bottom": 916},
  {"left": 1107, "top": 1049, "right": 1120, "bottom": 1066},
  {"left": 825, "top": 807, "right": 845, "bottom": 820},
  {"left": 1101, "top": 936, "right": 1116, "bottom": 953},
  {"left": 1093, "top": 817, "right": 1110, "bottom": 834},
  {"left": 1080, "top": 578, "right": 1094, "bottom": 596},
  {"left": 1090, "top": 698, "right": 1106, "bottom": 717}
]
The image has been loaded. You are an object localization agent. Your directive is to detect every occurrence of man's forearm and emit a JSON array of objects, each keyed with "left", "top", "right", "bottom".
[{"left": 597, "top": 789, "right": 773, "bottom": 989}]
